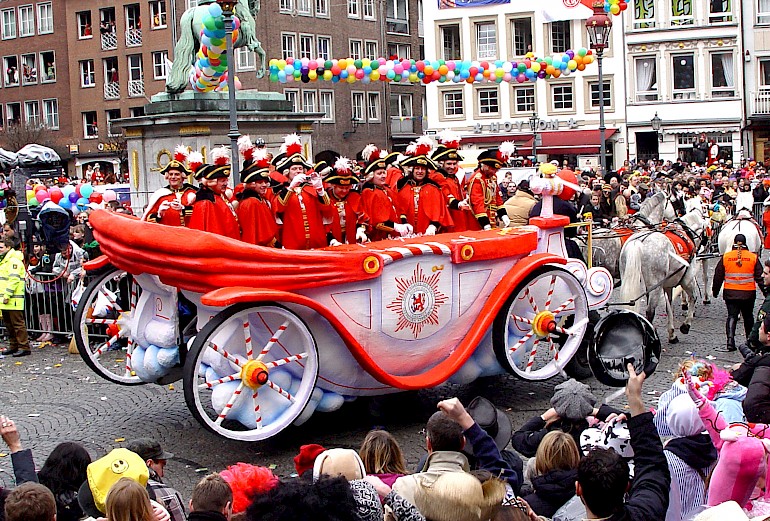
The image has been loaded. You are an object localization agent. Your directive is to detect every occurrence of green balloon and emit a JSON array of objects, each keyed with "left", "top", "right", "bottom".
[
  {"left": 325, "top": 60, "right": 333, "bottom": 69},
  {"left": 578, "top": 48, "right": 587, "bottom": 57},
  {"left": 354, "top": 59, "right": 363, "bottom": 68},
  {"left": 215, "top": 19, "right": 225, "bottom": 30},
  {"left": 210, "top": 37, "right": 224, "bottom": 47},
  {"left": 28, "top": 198, "right": 38, "bottom": 207},
  {"left": 545, "top": 57, "right": 553, "bottom": 64},
  {"left": 203, "top": 18, "right": 217, "bottom": 31},
  {"left": 517, "top": 63, "right": 526, "bottom": 72},
  {"left": 293, "top": 70, "right": 301, "bottom": 78}
]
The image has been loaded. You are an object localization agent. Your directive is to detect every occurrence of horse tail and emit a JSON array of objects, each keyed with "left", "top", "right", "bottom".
[
  {"left": 166, "top": 8, "right": 196, "bottom": 94},
  {"left": 620, "top": 238, "right": 645, "bottom": 313}
]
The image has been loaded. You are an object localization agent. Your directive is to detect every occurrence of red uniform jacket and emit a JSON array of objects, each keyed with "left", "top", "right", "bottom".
[
  {"left": 396, "top": 178, "right": 453, "bottom": 234},
  {"left": 465, "top": 170, "right": 503, "bottom": 230},
  {"left": 188, "top": 187, "right": 241, "bottom": 240},
  {"left": 360, "top": 183, "right": 400, "bottom": 242},
  {"left": 275, "top": 185, "right": 334, "bottom": 250},
  {"left": 145, "top": 185, "right": 197, "bottom": 227},
  {"left": 431, "top": 171, "right": 468, "bottom": 232},
  {"left": 386, "top": 167, "right": 403, "bottom": 191},
  {"left": 764, "top": 209, "right": 770, "bottom": 249},
  {"left": 237, "top": 190, "right": 278, "bottom": 247},
  {"left": 327, "top": 191, "right": 369, "bottom": 245}
]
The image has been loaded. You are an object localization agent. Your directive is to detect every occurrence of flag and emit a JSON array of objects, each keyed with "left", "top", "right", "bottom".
[{"left": 438, "top": 0, "right": 510, "bottom": 8}]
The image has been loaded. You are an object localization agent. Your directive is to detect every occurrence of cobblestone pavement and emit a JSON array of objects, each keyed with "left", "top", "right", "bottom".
[{"left": 0, "top": 261, "right": 746, "bottom": 498}]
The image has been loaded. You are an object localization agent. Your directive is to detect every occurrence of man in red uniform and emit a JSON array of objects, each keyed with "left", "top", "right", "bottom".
[
  {"left": 236, "top": 139, "right": 278, "bottom": 247},
  {"left": 431, "top": 130, "right": 468, "bottom": 232},
  {"left": 324, "top": 157, "right": 369, "bottom": 245},
  {"left": 274, "top": 134, "right": 334, "bottom": 250},
  {"left": 360, "top": 145, "right": 411, "bottom": 241},
  {"left": 145, "top": 145, "right": 197, "bottom": 227},
  {"left": 187, "top": 146, "right": 240, "bottom": 240},
  {"left": 466, "top": 144, "right": 515, "bottom": 231},
  {"left": 396, "top": 139, "right": 452, "bottom": 236}
]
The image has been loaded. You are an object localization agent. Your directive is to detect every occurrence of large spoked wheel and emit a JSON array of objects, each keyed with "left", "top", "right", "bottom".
[
  {"left": 493, "top": 266, "right": 589, "bottom": 380},
  {"left": 183, "top": 303, "right": 319, "bottom": 442},
  {"left": 74, "top": 266, "right": 144, "bottom": 385}
]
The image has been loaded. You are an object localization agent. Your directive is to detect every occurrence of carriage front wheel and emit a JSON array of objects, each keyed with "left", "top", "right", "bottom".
[
  {"left": 493, "top": 266, "right": 589, "bottom": 380},
  {"left": 183, "top": 303, "right": 319, "bottom": 441}
]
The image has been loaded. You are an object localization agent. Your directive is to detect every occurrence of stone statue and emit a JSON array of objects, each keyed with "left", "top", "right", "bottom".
[{"left": 166, "top": 0, "right": 266, "bottom": 94}]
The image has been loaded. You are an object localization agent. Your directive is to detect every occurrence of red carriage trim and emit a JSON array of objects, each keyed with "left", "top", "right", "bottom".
[
  {"left": 529, "top": 215, "right": 570, "bottom": 229},
  {"left": 200, "top": 253, "right": 566, "bottom": 390},
  {"left": 375, "top": 242, "right": 452, "bottom": 265},
  {"left": 84, "top": 255, "right": 112, "bottom": 271}
]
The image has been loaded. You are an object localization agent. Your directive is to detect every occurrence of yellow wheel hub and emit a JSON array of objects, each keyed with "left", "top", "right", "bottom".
[
  {"left": 241, "top": 360, "right": 269, "bottom": 389},
  {"left": 532, "top": 310, "right": 556, "bottom": 338}
]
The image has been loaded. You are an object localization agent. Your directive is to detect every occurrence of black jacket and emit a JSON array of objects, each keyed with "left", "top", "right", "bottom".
[
  {"left": 188, "top": 511, "right": 228, "bottom": 521},
  {"left": 522, "top": 468, "right": 577, "bottom": 518},
  {"left": 692, "top": 141, "right": 708, "bottom": 164},
  {"left": 529, "top": 198, "right": 579, "bottom": 237}
]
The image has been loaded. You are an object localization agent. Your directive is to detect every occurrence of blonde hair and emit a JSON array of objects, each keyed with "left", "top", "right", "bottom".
[
  {"left": 105, "top": 478, "right": 154, "bottom": 521},
  {"left": 359, "top": 430, "right": 408, "bottom": 475},
  {"left": 534, "top": 431, "right": 580, "bottom": 476}
]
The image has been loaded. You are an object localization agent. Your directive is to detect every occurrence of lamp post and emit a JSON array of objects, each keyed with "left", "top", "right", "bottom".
[
  {"left": 217, "top": 0, "right": 240, "bottom": 178},
  {"left": 586, "top": 2, "right": 612, "bottom": 177},
  {"left": 651, "top": 112, "right": 663, "bottom": 143},
  {"left": 528, "top": 112, "right": 540, "bottom": 163}
]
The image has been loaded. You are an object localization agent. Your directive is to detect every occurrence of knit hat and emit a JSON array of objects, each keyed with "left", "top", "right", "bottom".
[
  {"left": 550, "top": 379, "right": 596, "bottom": 420},
  {"left": 77, "top": 448, "right": 149, "bottom": 517},
  {"left": 294, "top": 443, "right": 326, "bottom": 477},
  {"left": 312, "top": 448, "right": 366, "bottom": 482}
]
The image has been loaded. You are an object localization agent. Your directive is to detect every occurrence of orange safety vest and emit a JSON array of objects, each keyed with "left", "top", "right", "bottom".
[{"left": 723, "top": 249, "right": 758, "bottom": 291}]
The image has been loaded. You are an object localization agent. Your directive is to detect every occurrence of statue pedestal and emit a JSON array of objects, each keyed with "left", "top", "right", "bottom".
[{"left": 115, "top": 90, "right": 321, "bottom": 213}]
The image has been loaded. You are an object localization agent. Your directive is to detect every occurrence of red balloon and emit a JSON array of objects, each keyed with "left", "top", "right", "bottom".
[
  {"left": 422, "top": 75, "right": 432, "bottom": 84},
  {"left": 480, "top": 61, "right": 489, "bottom": 70},
  {"left": 431, "top": 71, "right": 441, "bottom": 80},
  {"left": 75, "top": 184, "right": 83, "bottom": 196},
  {"left": 331, "top": 65, "right": 341, "bottom": 75},
  {"left": 469, "top": 66, "right": 478, "bottom": 76},
  {"left": 557, "top": 169, "right": 578, "bottom": 201},
  {"left": 416, "top": 60, "right": 425, "bottom": 71},
  {"left": 49, "top": 187, "right": 63, "bottom": 204},
  {"left": 89, "top": 192, "right": 103, "bottom": 203},
  {"left": 106, "top": 323, "right": 120, "bottom": 338}
]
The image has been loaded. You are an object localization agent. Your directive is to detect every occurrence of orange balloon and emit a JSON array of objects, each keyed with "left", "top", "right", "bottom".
[
  {"left": 574, "top": 55, "right": 584, "bottom": 65},
  {"left": 482, "top": 69, "right": 491, "bottom": 78},
  {"left": 577, "top": 63, "right": 586, "bottom": 71},
  {"left": 553, "top": 69, "right": 561, "bottom": 78},
  {"left": 546, "top": 65, "right": 555, "bottom": 75}
]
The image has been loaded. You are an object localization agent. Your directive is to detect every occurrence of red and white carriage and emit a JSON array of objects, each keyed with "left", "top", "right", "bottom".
[{"left": 75, "top": 182, "right": 613, "bottom": 441}]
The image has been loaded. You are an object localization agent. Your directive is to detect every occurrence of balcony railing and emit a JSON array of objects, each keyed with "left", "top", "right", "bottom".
[
  {"left": 104, "top": 82, "right": 120, "bottom": 100},
  {"left": 128, "top": 79, "right": 144, "bottom": 97},
  {"left": 751, "top": 88, "right": 770, "bottom": 115},
  {"left": 126, "top": 28, "right": 142, "bottom": 47},
  {"left": 101, "top": 32, "right": 117, "bottom": 50},
  {"left": 390, "top": 116, "right": 414, "bottom": 135}
]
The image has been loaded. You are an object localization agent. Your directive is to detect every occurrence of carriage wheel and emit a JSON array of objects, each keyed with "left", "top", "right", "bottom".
[
  {"left": 74, "top": 266, "right": 144, "bottom": 385},
  {"left": 183, "top": 303, "right": 318, "bottom": 442},
  {"left": 493, "top": 266, "right": 589, "bottom": 380}
]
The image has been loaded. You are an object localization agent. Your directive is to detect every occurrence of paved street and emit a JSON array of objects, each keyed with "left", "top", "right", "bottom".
[{"left": 0, "top": 262, "right": 745, "bottom": 498}]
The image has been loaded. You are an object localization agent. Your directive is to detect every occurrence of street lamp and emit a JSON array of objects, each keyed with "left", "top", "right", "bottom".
[
  {"left": 528, "top": 112, "right": 540, "bottom": 163},
  {"left": 217, "top": 0, "right": 240, "bottom": 178},
  {"left": 651, "top": 112, "right": 663, "bottom": 142},
  {"left": 586, "top": 2, "right": 612, "bottom": 177}
]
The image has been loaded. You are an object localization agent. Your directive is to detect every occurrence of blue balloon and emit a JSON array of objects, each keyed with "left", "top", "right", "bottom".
[
  {"left": 212, "top": 29, "right": 226, "bottom": 39},
  {"left": 460, "top": 70, "right": 470, "bottom": 79},
  {"left": 285, "top": 64, "right": 294, "bottom": 75},
  {"left": 331, "top": 75, "right": 340, "bottom": 83},
  {"left": 208, "top": 3, "right": 223, "bottom": 17},
  {"left": 76, "top": 197, "right": 89, "bottom": 211},
  {"left": 340, "top": 70, "right": 348, "bottom": 79},
  {"left": 59, "top": 198, "right": 72, "bottom": 209},
  {"left": 363, "top": 66, "right": 372, "bottom": 74},
  {"left": 475, "top": 73, "right": 484, "bottom": 82},
  {"left": 277, "top": 71, "right": 286, "bottom": 82},
  {"left": 68, "top": 192, "right": 79, "bottom": 203}
]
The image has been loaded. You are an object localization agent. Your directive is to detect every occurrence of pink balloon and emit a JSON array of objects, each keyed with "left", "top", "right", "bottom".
[
  {"left": 35, "top": 190, "right": 49, "bottom": 203},
  {"left": 355, "top": 69, "right": 365, "bottom": 79},
  {"left": 503, "top": 72, "right": 513, "bottom": 82},
  {"left": 103, "top": 189, "right": 117, "bottom": 202}
]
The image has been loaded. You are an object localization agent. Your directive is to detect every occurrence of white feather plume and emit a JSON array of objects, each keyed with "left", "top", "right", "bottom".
[
  {"left": 211, "top": 146, "right": 231, "bottom": 166},
  {"left": 362, "top": 144, "right": 380, "bottom": 163},
  {"left": 436, "top": 129, "right": 462, "bottom": 146},
  {"left": 334, "top": 156, "right": 354, "bottom": 173}
]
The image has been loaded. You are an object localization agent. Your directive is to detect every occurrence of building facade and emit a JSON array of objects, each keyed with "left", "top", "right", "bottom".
[
  {"left": 423, "top": 0, "right": 627, "bottom": 170},
  {"left": 742, "top": 0, "right": 770, "bottom": 164}
]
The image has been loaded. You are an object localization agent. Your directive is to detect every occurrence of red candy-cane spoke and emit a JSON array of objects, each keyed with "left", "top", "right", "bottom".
[
  {"left": 199, "top": 372, "right": 241, "bottom": 389},
  {"left": 510, "top": 314, "right": 533, "bottom": 325},
  {"left": 94, "top": 334, "right": 119, "bottom": 357},
  {"left": 124, "top": 347, "right": 133, "bottom": 377},
  {"left": 554, "top": 317, "right": 588, "bottom": 336},
  {"left": 243, "top": 319, "right": 254, "bottom": 360},
  {"left": 524, "top": 286, "right": 539, "bottom": 314},
  {"left": 85, "top": 318, "right": 118, "bottom": 325},
  {"left": 100, "top": 287, "right": 123, "bottom": 313},
  {"left": 266, "top": 353, "right": 306, "bottom": 369},
  {"left": 267, "top": 379, "right": 295, "bottom": 403},
  {"left": 544, "top": 275, "right": 557, "bottom": 309},
  {"left": 208, "top": 342, "right": 245, "bottom": 367},
  {"left": 214, "top": 382, "right": 245, "bottom": 425},
  {"left": 253, "top": 391, "right": 262, "bottom": 430},
  {"left": 551, "top": 297, "right": 576, "bottom": 316},
  {"left": 526, "top": 338, "right": 540, "bottom": 373},
  {"left": 509, "top": 330, "right": 534, "bottom": 354},
  {"left": 256, "top": 321, "right": 290, "bottom": 361}
]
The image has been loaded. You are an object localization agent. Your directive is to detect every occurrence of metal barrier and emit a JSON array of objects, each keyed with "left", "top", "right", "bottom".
[
  {"left": 23, "top": 271, "right": 77, "bottom": 337},
  {"left": 566, "top": 220, "right": 594, "bottom": 268}
]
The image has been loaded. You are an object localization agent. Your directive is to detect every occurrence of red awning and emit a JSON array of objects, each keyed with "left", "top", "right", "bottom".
[{"left": 517, "top": 129, "right": 618, "bottom": 155}]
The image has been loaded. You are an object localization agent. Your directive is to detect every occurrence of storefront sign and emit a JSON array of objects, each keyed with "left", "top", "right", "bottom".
[{"left": 473, "top": 118, "right": 579, "bottom": 134}]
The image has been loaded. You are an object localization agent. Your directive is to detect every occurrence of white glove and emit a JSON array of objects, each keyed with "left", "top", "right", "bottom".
[
  {"left": 356, "top": 227, "right": 368, "bottom": 243},
  {"left": 457, "top": 200, "right": 470, "bottom": 210},
  {"left": 329, "top": 238, "right": 342, "bottom": 247},
  {"left": 157, "top": 200, "right": 172, "bottom": 217},
  {"left": 310, "top": 172, "right": 325, "bottom": 194},
  {"left": 483, "top": 224, "right": 492, "bottom": 231},
  {"left": 289, "top": 173, "right": 307, "bottom": 189},
  {"left": 425, "top": 224, "right": 437, "bottom": 236},
  {"left": 393, "top": 223, "right": 411, "bottom": 236},
  {"left": 500, "top": 214, "right": 511, "bottom": 228}
]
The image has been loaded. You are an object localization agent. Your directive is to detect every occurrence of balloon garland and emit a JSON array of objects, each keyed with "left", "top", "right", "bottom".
[
  {"left": 27, "top": 182, "right": 118, "bottom": 214},
  {"left": 189, "top": 3, "right": 242, "bottom": 93},
  {"left": 268, "top": 50, "right": 596, "bottom": 85}
]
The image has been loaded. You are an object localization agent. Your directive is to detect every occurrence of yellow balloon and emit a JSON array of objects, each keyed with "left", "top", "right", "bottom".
[
  {"left": 610, "top": 4, "right": 620, "bottom": 13},
  {"left": 323, "top": 70, "right": 333, "bottom": 80},
  {"left": 308, "top": 70, "right": 317, "bottom": 80},
  {"left": 409, "top": 73, "right": 418, "bottom": 82},
  {"left": 346, "top": 74, "right": 356, "bottom": 83},
  {"left": 370, "top": 70, "right": 379, "bottom": 80},
  {"left": 362, "top": 59, "right": 371, "bottom": 68},
  {"left": 339, "top": 59, "right": 348, "bottom": 69},
  {"left": 531, "top": 62, "right": 541, "bottom": 73}
]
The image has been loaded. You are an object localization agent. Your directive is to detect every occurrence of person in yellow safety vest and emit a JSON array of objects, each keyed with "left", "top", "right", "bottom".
[
  {"left": 0, "top": 237, "right": 28, "bottom": 357},
  {"left": 713, "top": 233, "right": 763, "bottom": 352}
]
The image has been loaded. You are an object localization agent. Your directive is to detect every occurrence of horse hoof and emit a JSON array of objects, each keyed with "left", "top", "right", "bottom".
[
  {"left": 682, "top": 304, "right": 689, "bottom": 311},
  {"left": 680, "top": 324, "right": 690, "bottom": 334},
  {"left": 670, "top": 337, "right": 679, "bottom": 344}
]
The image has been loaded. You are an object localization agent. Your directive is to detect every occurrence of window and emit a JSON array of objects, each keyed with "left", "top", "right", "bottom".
[
  {"left": 711, "top": 52, "right": 735, "bottom": 97},
  {"left": 24, "top": 100, "right": 39, "bottom": 126},
  {"left": 633, "top": 0, "right": 656, "bottom": 27},
  {"left": 279, "top": 0, "right": 293, "bottom": 12},
  {"left": 297, "top": 0, "right": 312, "bottom": 15},
  {"left": 77, "top": 11, "right": 92, "bottom": 39},
  {"left": 6, "top": 103, "right": 20, "bottom": 125},
  {"left": 128, "top": 54, "right": 143, "bottom": 96},
  {"left": 349, "top": 39, "right": 362, "bottom": 60},
  {"left": 589, "top": 80, "right": 612, "bottom": 108},
  {"left": 37, "top": 3, "right": 53, "bottom": 34},
  {"left": 21, "top": 53, "right": 36, "bottom": 85},
  {"left": 365, "top": 41, "right": 378, "bottom": 61},
  {"left": 284, "top": 89, "right": 299, "bottom": 112},
  {"left": 477, "top": 88, "right": 499, "bottom": 115},
  {"left": 83, "top": 111, "right": 98, "bottom": 138},
  {"left": 41, "top": 51, "right": 55, "bottom": 82},
  {"left": 511, "top": 18, "right": 533, "bottom": 56},
  {"left": 125, "top": 4, "right": 141, "bottom": 31},
  {"left": 551, "top": 83, "right": 574, "bottom": 110},
  {"left": 442, "top": 89, "right": 464, "bottom": 117},
  {"left": 18, "top": 5, "right": 33, "bottom": 37},
  {"left": 761, "top": 59, "right": 770, "bottom": 86},
  {"left": 3, "top": 56, "right": 19, "bottom": 86},
  {"left": 513, "top": 85, "right": 536, "bottom": 113},
  {"left": 367, "top": 92, "right": 381, "bottom": 121},
  {"left": 106, "top": 109, "right": 121, "bottom": 136},
  {"left": 364, "top": 0, "right": 376, "bottom": 19},
  {"left": 319, "top": 90, "right": 334, "bottom": 121},
  {"left": 2, "top": 9, "right": 15, "bottom": 39},
  {"left": 476, "top": 23, "right": 497, "bottom": 60},
  {"left": 760, "top": 0, "right": 770, "bottom": 23},
  {"left": 281, "top": 33, "right": 296, "bottom": 60},
  {"left": 153, "top": 51, "right": 169, "bottom": 79},
  {"left": 352, "top": 92, "right": 365, "bottom": 121},
  {"left": 387, "top": 43, "right": 410, "bottom": 60},
  {"left": 186, "top": 0, "right": 200, "bottom": 8},
  {"left": 441, "top": 25, "right": 461, "bottom": 60},
  {"left": 316, "top": 0, "right": 329, "bottom": 17},
  {"left": 80, "top": 60, "right": 95, "bottom": 87},
  {"left": 294, "top": 34, "right": 311, "bottom": 60},
  {"left": 550, "top": 21, "right": 571, "bottom": 53},
  {"left": 386, "top": 0, "right": 409, "bottom": 34},
  {"left": 671, "top": 0, "right": 693, "bottom": 25},
  {"left": 317, "top": 37, "right": 331, "bottom": 61},
  {"left": 302, "top": 90, "right": 317, "bottom": 113},
  {"left": 129, "top": 106, "right": 144, "bottom": 117},
  {"left": 348, "top": 0, "right": 360, "bottom": 18},
  {"left": 672, "top": 54, "right": 695, "bottom": 99},
  {"left": 150, "top": 1, "right": 167, "bottom": 29},
  {"left": 709, "top": 0, "right": 732, "bottom": 21},
  {"left": 634, "top": 57, "right": 658, "bottom": 101},
  {"left": 236, "top": 48, "right": 255, "bottom": 71},
  {"left": 42, "top": 99, "right": 58, "bottom": 129}
]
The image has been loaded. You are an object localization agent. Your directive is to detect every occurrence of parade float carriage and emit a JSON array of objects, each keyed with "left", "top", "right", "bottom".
[{"left": 74, "top": 178, "right": 614, "bottom": 442}]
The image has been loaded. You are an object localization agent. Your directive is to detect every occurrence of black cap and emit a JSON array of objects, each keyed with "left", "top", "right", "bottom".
[
  {"left": 734, "top": 233, "right": 747, "bottom": 246},
  {"left": 127, "top": 438, "right": 174, "bottom": 462}
]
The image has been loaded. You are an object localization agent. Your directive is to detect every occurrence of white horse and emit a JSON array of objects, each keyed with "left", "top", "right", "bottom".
[{"left": 618, "top": 206, "right": 707, "bottom": 343}]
